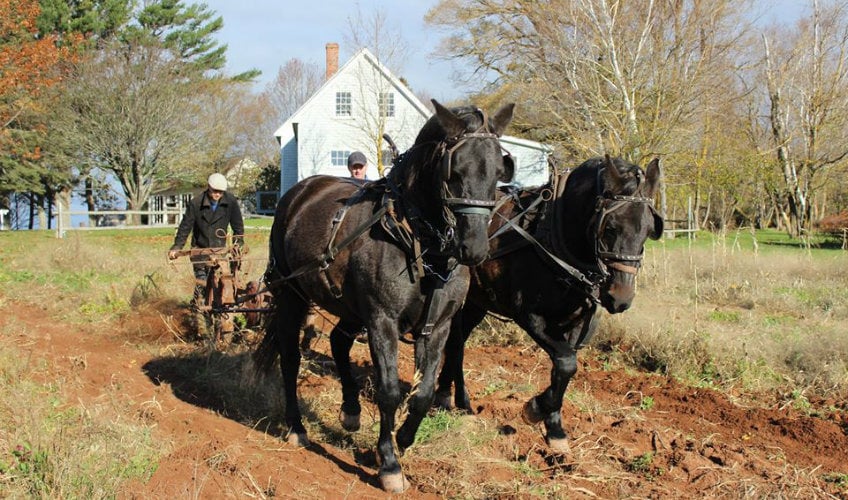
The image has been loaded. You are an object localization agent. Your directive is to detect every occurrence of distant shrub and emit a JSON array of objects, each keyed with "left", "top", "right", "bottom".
[{"left": 817, "top": 211, "right": 848, "bottom": 234}]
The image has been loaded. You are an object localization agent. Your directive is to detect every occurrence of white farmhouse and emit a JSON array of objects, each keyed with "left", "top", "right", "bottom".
[{"left": 262, "top": 43, "right": 552, "bottom": 214}]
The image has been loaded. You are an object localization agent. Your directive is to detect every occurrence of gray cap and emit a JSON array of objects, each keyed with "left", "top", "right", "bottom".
[
  {"left": 207, "top": 172, "right": 227, "bottom": 191},
  {"left": 347, "top": 151, "right": 367, "bottom": 168}
]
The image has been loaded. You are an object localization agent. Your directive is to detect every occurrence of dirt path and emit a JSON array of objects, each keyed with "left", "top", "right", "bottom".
[{"left": 4, "top": 303, "right": 847, "bottom": 498}]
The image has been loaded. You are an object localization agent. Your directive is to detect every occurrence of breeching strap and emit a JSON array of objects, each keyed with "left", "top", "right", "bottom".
[{"left": 264, "top": 203, "right": 388, "bottom": 291}]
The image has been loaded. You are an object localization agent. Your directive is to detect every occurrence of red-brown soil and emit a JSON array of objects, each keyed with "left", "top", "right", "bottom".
[{"left": 4, "top": 302, "right": 847, "bottom": 499}]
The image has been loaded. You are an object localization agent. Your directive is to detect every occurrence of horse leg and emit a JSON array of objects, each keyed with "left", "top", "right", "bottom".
[
  {"left": 367, "top": 318, "right": 408, "bottom": 493},
  {"left": 397, "top": 322, "right": 452, "bottom": 451},
  {"left": 330, "top": 319, "right": 363, "bottom": 431},
  {"left": 435, "top": 303, "right": 486, "bottom": 412},
  {"left": 521, "top": 314, "right": 598, "bottom": 453},
  {"left": 267, "top": 289, "right": 310, "bottom": 447}
]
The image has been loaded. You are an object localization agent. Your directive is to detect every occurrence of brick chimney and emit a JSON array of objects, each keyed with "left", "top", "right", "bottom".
[{"left": 325, "top": 42, "right": 339, "bottom": 80}]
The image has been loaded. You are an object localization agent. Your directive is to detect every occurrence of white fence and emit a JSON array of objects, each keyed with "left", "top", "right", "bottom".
[
  {"left": 54, "top": 206, "right": 183, "bottom": 238},
  {"left": 54, "top": 206, "right": 274, "bottom": 238}
]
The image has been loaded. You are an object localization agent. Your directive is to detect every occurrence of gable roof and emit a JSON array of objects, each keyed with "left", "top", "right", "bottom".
[
  {"left": 274, "top": 48, "right": 431, "bottom": 140},
  {"left": 501, "top": 134, "right": 554, "bottom": 153}
]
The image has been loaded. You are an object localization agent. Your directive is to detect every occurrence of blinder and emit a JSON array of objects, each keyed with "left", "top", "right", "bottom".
[
  {"left": 591, "top": 191, "right": 656, "bottom": 278},
  {"left": 501, "top": 151, "right": 516, "bottom": 182},
  {"left": 438, "top": 129, "right": 504, "bottom": 218}
]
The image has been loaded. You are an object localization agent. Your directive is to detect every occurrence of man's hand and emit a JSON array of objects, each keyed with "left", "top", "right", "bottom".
[{"left": 168, "top": 250, "right": 178, "bottom": 260}]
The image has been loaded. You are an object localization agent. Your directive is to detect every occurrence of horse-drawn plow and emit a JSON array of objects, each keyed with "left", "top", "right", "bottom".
[{"left": 170, "top": 243, "right": 271, "bottom": 346}]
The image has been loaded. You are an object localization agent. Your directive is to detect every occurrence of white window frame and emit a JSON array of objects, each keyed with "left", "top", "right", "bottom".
[
  {"left": 331, "top": 150, "right": 351, "bottom": 166},
  {"left": 379, "top": 92, "right": 395, "bottom": 117},
  {"left": 336, "top": 92, "right": 352, "bottom": 116}
]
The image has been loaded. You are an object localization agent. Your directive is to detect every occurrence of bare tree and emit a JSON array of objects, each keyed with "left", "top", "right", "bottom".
[
  {"left": 426, "top": 0, "right": 761, "bottom": 230},
  {"left": 758, "top": 0, "right": 848, "bottom": 236},
  {"left": 263, "top": 58, "right": 323, "bottom": 123},
  {"left": 344, "top": 7, "right": 416, "bottom": 176},
  {"left": 428, "top": 1, "right": 751, "bottom": 157},
  {"left": 50, "top": 40, "right": 219, "bottom": 223}
]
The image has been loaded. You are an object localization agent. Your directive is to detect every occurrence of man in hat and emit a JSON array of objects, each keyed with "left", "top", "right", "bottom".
[
  {"left": 168, "top": 173, "right": 244, "bottom": 337},
  {"left": 347, "top": 151, "right": 368, "bottom": 180}
]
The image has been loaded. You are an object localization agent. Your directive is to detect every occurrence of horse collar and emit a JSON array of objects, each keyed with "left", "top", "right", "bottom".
[{"left": 380, "top": 181, "right": 460, "bottom": 283}]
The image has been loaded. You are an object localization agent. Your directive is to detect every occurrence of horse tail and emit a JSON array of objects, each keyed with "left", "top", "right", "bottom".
[{"left": 252, "top": 305, "right": 281, "bottom": 375}]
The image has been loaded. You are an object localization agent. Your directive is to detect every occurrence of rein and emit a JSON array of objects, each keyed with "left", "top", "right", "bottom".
[
  {"left": 488, "top": 185, "right": 599, "bottom": 299},
  {"left": 489, "top": 162, "right": 656, "bottom": 292}
]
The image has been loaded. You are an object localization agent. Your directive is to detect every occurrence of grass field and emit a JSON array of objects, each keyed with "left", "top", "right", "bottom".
[
  {"left": 0, "top": 225, "right": 846, "bottom": 497},
  {"left": 2, "top": 225, "right": 846, "bottom": 397}
]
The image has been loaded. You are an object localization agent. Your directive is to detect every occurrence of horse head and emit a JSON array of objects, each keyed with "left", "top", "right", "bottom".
[
  {"left": 558, "top": 156, "right": 663, "bottom": 313},
  {"left": 397, "top": 99, "right": 515, "bottom": 265},
  {"left": 591, "top": 155, "right": 663, "bottom": 313}
]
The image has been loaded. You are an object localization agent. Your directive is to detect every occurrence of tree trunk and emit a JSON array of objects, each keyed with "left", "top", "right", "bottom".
[
  {"left": 55, "top": 189, "right": 72, "bottom": 232},
  {"left": 85, "top": 176, "right": 97, "bottom": 227},
  {"left": 28, "top": 194, "right": 35, "bottom": 230}
]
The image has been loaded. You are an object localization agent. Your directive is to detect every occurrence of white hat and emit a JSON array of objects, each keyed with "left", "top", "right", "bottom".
[{"left": 208, "top": 173, "right": 227, "bottom": 191}]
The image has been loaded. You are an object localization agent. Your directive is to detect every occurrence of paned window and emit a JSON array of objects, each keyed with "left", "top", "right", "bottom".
[
  {"left": 331, "top": 150, "right": 351, "bottom": 166},
  {"left": 336, "top": 92, "right": 352, "bottom": 116},
  {"left": 379, "top": 92, "right": 395, "bottom": 117}
]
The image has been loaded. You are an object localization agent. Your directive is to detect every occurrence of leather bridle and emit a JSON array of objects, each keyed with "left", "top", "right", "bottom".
[
  {"left": 589, "top": 168, "right": 658, "bottom": 279},
  {"left": 394, "top": 108, "right": 510, "bottom": 250}
]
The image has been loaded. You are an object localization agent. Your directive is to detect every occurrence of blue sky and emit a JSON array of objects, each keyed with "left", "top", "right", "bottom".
[
  {"left": 204, "top": 0, "right": 808, "bottom": 103},
  {"left": 202, "top": 0, "right": 464, "bottom": 101}
]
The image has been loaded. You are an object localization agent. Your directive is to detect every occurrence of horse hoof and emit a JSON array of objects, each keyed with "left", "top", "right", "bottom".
[
  {"left": 339, "top": 410, "right": 361, "bottom": 432},
  {"left": 286, "top": 431, "right": 310, "bottom": 447},
  {"left": 434, "top": 392, "right": 452, "bottom": 410},
  {"left": 547, "top": 437, "right": 571, "bottom": 454},
  {"left": 379, "top": 472, "right": 410, "bottom": 493},
  {"left": 522, "top": 399, "right": 543, "bottom": 425}
]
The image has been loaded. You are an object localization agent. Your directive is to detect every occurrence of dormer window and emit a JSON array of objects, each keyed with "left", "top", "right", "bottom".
[{"left": 336, "top": 92, "right": 352, "bottom": 116}]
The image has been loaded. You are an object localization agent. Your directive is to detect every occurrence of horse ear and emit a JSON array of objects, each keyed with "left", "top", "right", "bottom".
[
  {"left": 490, "top": 103, "right": 515, "bottom": 136},
  {"left": 603, "top": 154, "right": 623, "bottom": 194},
  {"left": 644, "top": 158, "right": 661, "bottom": 197},
  {"left": 432, "top": 99, "right": 467, "bottom": 138}
]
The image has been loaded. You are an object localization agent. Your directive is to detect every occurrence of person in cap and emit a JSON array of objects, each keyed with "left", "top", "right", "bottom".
[
  {"left": 168, "top": 173, "right": 245, "bottom": 336},
  {"left": 347, "top": 151, "right": 368, "bottom": 180}
]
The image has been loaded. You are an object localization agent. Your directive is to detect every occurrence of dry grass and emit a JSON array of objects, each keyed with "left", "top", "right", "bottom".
[
  {"left": 1, "top": 227, "right": 846, "bottom": 496},
  {"left": 595, "top": 231, "right": 848, "bottom": 401},
  {"left": 0, "top": 324, "right": 159, "bottom": 498}
]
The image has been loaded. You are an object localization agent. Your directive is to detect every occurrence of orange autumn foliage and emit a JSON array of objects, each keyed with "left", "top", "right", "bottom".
[{"left": 0, "top": 0, "right": 80, "bottom": 127}]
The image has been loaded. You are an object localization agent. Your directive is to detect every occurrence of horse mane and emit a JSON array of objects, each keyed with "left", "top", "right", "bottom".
[
  {"left": 545, "top": 156, "right": 645, "bottom": 267},
  {"left": 387, "top": 106, "right": 486, "bottom": 195},
  {"left": 576, "top": 156, "right": 646, "bottom": 197}
]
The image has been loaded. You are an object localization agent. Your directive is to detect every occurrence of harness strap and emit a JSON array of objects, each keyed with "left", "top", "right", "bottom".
[
  {"left": 420, "top": 278, "right": 447, "bottom": 336},
  {"left": 494, "top": 210, "right": 597, "bottom": 296},
  {"left": 265, "top": 203, "right": 388, "bottom": 291},
  {"left": 573, "top": 301, "right": 598, "bottom": 349},
  {"left": 381, "top": 193, "right": 426, "bottom": 282},
  {"left": 486, "top": 191, "right": 546, "bottom": 260},
  {"left": 607, "top": 261, "right": 639, "bottom": 275},
  {"left": 489, "top": 190, "right": 548, "bottom": 241}
]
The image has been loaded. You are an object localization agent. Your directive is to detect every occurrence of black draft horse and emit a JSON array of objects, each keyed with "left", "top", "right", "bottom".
[
  {"left": 254, "top": 100, "right": 515, "bottom": 493},
  {"left": 435, "top": 155, "right": 664, "bottom": 452}
]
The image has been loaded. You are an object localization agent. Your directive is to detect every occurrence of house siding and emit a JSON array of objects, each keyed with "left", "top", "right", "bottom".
[
  {"left": 280, "top": 131, "right": 299, "bottom": 193},
  {"left": 501, "top": 137, "right": 552, "bottom": 188},
  {"left": 274, "top": 47, "right": 551, "bottom": 197}
]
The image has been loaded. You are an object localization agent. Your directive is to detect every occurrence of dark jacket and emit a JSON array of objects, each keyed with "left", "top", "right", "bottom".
[{"left": 170, "top": 190, "right": 244, "bottom": 252}]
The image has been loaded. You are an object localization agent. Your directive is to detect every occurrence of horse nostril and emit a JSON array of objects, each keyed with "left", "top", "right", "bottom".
[{"left": 616, "top": 302, "right": 631, "bottom": 313}]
